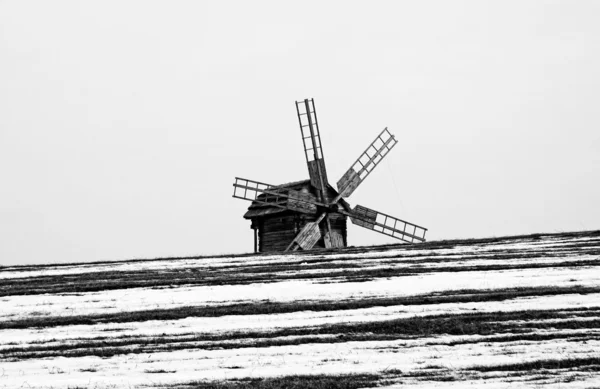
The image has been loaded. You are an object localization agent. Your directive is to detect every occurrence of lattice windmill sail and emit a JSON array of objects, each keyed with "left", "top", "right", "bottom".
[{"left": 233, "top": 98, "right": 427, "bottom": 253}]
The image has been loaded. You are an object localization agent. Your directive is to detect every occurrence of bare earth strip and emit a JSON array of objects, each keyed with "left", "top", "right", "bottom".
[{"left": 0, "top": 230, "right": 599, "bottom": 388}]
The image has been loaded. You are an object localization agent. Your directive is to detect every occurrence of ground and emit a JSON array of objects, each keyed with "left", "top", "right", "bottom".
[{"left": 1, "top": 230, "right": 599, "bottom": 388}]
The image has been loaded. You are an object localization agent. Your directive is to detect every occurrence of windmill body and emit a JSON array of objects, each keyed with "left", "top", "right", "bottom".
[
  {"left": 243, "top": 180, "right": 349, "bottom": 252},
  {"left": 233, "top": 98, "right": 428, "bottom": 253}
]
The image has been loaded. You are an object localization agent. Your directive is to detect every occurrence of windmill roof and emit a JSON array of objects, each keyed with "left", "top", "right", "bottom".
[
  {"left": 243, "top": 179, "right": 351, "bottom": 219},
  {"left": 243, "top": 179, "right": 313, "bottom": 219},
  {"left": 270, "top": 179, "right": 312, "bottom": 189}
]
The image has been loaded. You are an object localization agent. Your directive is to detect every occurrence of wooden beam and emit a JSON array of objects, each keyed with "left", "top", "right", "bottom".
[{"left": 253, "top": 228, "right": 258, "bottom": 253}]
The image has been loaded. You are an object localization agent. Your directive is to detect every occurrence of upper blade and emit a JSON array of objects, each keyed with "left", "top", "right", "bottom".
[
  {"left": 295, "top": 98, "right": 329, "bottom": 191},
  {"left": 336, "top": 128, "right": 397, "bottom": 198}
]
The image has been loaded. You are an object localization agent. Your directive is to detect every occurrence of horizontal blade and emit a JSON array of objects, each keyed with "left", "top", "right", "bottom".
[
  {"left": 232, "top": 177, "right": 322, "bottom": 214},
  {"left": 336, "top": 128, "right": 398, "bottom": 199},
  {"left": 344, "top": 204, "right": 427, "bottom": 243}
]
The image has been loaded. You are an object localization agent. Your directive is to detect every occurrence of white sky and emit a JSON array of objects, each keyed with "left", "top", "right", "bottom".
[{"left": 1, "top": 1, "right": 599, "bottom": 266}]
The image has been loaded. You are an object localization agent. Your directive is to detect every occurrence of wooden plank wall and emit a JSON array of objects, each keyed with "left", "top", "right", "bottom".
[
  {"left": 258, "top": 214, "right": 299, "bottom": 252},
  {"left": 324, "top": 212, "right": 348, "bottom": 247},
  {"left": 257, "top": 211, "right": 347, "bottom": 252}
]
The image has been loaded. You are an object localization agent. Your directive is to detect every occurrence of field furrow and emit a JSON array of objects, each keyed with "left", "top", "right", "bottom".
[{"left": 0, "top": 230, "right": 599, "bottom": 388}]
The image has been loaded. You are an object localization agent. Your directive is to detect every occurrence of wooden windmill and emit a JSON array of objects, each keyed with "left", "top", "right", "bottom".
[{"left": 233, "top": 98, "right": 427, "bottom": 252}]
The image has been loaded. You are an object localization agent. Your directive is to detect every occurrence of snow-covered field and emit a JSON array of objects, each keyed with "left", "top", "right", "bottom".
[{"left": 1, "top": 230, "right": 599, "bottom": 388}]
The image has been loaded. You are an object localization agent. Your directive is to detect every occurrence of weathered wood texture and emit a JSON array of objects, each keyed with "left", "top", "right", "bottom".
[
  {"left": 246, "top": 180, "right": 348, "bottom": 253},
  {"left": 350, "top": 204, "right": 426, "bottom": 243},
  {"left": 307, "top": 159, "right": 328, "bottom": 191},
  {"left": 287, "top": 189, "right": 318, "bottom": 213},
  {"left": 258, "top": 218, "right": 298, "bottom": 252},
  {"left": 325, "top": 230, "right": 345, "bottom": 248},
  {"left": 257, "top": 210, "right": 347, "bottom": 253},
  {"left": 293, "top": 222, "right": 321, "bottom": 250},
  {"left": 336, "top": 168, "right": 360, "bottom": 198},
  {"left": 336, "top": 128, "right": 397, "bottom": 198},
  {"left": 351, "top": 205, "right": 377, "bottom": 229},
  {"left": 244, "top": 180, "right": 320, "bottom": 219}
]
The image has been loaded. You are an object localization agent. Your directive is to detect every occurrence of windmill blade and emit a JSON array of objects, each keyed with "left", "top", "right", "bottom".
[
  {"left": 232, "top": 177, "right": 322, "bottom": 214},
  {"left": 295, "top": 98, "right": 335, "bottom": 245},
  {"left": 295, "top": 99, "right": 329, "bottom": 191},
  {"left": 285, "top": 213, "right": 327, "bottom": 251},
  {"left": 286, "top": 222, "right": 321, "bottom": 251},
  {"left": 346, "top": 204, "right": 427, "bottom": 243},
  {"left": 336, "top": 128, "right": 398, "bottom": 199},
  {"left": 286, "top": 219, "right": 344, "bottom": 250}
]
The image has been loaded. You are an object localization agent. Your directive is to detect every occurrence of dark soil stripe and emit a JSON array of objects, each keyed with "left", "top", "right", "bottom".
[
  {"left": 165, "top": 355, "right": 600, "bottom": 389},
  {"left": 2, "top": 230, "right": 598, "bottom": 298},
  {"left": 1, "top": 230, "right": 597, "bottom": 274},
  {"left": 170, "top": 374, "right": 383, "bottom": 389},
  {"left": 2, "top": 257, "right": 598, "bottom": 297},
  {"left": 4, "top": 308, "right": 599, "bottom": 360},
  {"left": 3, "top": 285, "right": 599, "bottom": 330},
  {"left": 470, "top": 357, "right": 600, "bottom": 372}
]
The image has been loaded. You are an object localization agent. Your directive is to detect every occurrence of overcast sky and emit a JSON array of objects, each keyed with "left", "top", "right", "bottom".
[{"left": 1, "top": 1, "right": 599, "bottom": 266}]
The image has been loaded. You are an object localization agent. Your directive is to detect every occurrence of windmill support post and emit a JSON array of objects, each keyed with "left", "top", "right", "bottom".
[{"left": 253, "top": 227, "right": 258, "bottom": 253}]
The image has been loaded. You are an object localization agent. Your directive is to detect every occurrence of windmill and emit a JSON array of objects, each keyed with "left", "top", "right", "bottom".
[{"left": 233, "top": 98, "right": 427, "bottom": 252}]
